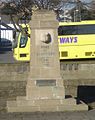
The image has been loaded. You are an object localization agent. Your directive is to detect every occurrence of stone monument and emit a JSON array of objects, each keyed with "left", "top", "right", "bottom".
[{"left": 7, "top": 10, "right": 88, "bottom": 112}]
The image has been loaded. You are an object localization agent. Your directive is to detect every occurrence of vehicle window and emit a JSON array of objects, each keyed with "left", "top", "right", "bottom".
[
  {"left": 19, "top": 35, "right": 28, "bottom": 48},
  {"left": 58, "top": 25, "right": 78, "bottom": 35},
  {"left": 78, "top": 25, "right": 95, "bottom": 34},
  {"left": 58, "top": 24, "right": 95, "bottom": 35}
]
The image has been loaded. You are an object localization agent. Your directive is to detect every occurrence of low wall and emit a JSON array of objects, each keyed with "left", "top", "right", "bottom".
[
  {"left": 0, "top": 62, "right": 30, "bottom": 81},
  {"left": 61, "top": 63, "right": 95, "bottom": 96}
]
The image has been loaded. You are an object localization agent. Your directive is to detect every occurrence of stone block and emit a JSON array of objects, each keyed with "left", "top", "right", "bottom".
[
  {"left": 58, "top": 104, "right": 88, "bottom": 111},
  {"left": 7, "top": 106, "right": 40, "bottom": 113},
  {"left": 27, "top": 86, "right": 65, "bottom": 100},
  {"left": 7, "top": 101, "right": 17, "bottom": 107},
  {"left": 16, "top": 96, "right": 26, "bottom": 101},
  {"left": 16, "top": 98, "right": 76, "bottom": 107},
  {"left": 39, "top": 105, "right": 58, "bottom": 112}
]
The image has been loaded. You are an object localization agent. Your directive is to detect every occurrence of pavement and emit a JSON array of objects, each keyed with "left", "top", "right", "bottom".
[{"left": 0, "top": 110, "right": 95, "bottom": 120}]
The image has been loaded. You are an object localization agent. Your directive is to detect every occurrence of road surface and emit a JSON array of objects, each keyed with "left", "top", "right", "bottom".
[{"left": 0, "top": 110, "right": 95, "bottom": 120}]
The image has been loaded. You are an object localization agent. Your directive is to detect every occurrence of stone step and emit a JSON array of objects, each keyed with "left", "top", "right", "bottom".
[
  {"left": 7, "top": 100, "right": 88, "bottom": 112},
  {"left": 16, "top": 96, "right": 77, "bottom": 106},
  {"left": 7, "top": 105, "right": 40, "bottom": 113}
]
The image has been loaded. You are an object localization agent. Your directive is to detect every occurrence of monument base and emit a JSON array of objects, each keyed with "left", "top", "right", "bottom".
[
  {"left": 7, "top": 96, "right": 88, "bottom": 112},
  {"left": 7, "top": 81, "right": 88, "bottom": 112}
]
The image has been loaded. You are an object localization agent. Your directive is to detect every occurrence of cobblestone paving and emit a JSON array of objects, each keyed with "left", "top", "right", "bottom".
[{"left": 0, "top": 110, "right": 95, "bottom": 120}]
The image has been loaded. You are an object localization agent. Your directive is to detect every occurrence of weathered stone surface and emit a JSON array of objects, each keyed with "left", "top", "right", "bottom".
[
  {"left": 0, "top": 63, "right": 29, "bottom": 81},
  {"left": 7, "top": 99, "right": 88, "bottom": 112}
]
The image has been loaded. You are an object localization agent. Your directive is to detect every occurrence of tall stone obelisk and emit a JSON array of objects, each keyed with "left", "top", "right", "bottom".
[
  {"left": 26, "top": 10, "right": 65, "bottom": 100},
  {"left": 7, "top": 10, "right": 88, "bottom": 112}
]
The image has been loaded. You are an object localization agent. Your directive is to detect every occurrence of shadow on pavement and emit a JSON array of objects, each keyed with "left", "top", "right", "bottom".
[{"left": 77, "top": 86, "right": 95, "bottom": 109}]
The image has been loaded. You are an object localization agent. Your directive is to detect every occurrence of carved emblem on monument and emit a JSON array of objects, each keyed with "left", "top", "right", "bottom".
[{"left": 42, "top": 33, "right": 52, "bottom": 44}]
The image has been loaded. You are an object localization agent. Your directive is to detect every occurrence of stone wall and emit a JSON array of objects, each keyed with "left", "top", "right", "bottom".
[
  {"left": 0, "top": 62, "right": 30, "bottom": 82},
  {"left": 60, "top": 63, "right": 95, "bottom": 97}
]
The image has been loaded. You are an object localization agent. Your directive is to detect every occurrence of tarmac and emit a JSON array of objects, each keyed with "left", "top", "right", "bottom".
[{"left": 0, "top": 110, "right": 95, "bottom": 120}]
